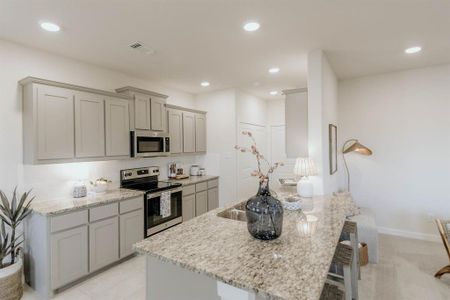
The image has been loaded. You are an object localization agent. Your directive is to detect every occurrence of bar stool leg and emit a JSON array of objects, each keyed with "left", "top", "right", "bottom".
[
  {"left": 343, "top": 265, "right": 352, "bottom": 300},
  {"left": 349, "top": 231, "right": 359, "bottom": 299}
]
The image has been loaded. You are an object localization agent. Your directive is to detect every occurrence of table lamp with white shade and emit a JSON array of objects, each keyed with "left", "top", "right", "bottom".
[{"left": 294, "top": 157, "right": 318, "bottom": 197}]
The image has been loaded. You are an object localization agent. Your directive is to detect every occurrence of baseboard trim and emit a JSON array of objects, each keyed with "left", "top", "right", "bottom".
[{"left": 378, "top": 226, "right": 440, "bottom": 242}]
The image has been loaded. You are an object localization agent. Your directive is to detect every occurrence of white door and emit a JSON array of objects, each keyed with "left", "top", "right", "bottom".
[
  {"left": 237, "top": 123, "right": 267, "bottom": 201},
  {"left": 105, "top": 98, "right": 130, "bottom": 157},
  {"left": 74, "top": 92, "right": 105, "bottom": 158}
]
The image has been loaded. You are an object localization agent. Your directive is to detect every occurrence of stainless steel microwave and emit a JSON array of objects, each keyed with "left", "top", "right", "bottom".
[{"left": 130, "top": 130, "right": 170, "bottom": 158}]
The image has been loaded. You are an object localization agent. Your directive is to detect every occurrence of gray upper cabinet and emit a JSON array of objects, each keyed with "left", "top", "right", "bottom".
[
  {"left": 50, "top": 225, "right": 88, "bottom": 289},
  {"left": 134, "top": 93, "right": 151, "bottom": 130},
  {"left": 115, "top": 86, "right": 169, "bottom": 132},
  {"left": 36, "top": 85, "right": 75, "bottom": 160},
  {"left": 183, "top": 111, "right": 196, "bottom": 153},
  {"left": 168, "top": 108, "right": 183, "bottom": 154},
  {"left": 150, "top": 97, "right": 167, "bottom": 131},
  {"left": 105, "top": 98, "right": 130, "bottom": 157},
  {"left": 20, "top": 77, "right": 133, "bottom": 164},
  {"left": 89, "top": 216, "right": 119, "bottom": 272},
  {"left": 195, "top": 113, "right": 207, "bottom": 152},
  {"left": 74, "top": 92, "right": 105, "bottom": 158}
]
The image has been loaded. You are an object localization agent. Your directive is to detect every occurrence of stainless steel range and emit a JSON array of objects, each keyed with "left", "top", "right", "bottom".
[{"left": 120, "top": 166, "right": 182, "bottom": 237}]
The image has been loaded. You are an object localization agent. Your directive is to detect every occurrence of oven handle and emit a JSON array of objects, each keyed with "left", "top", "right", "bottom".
[{"left": 146, "top": 188, "right": 182, "bottom": 200}]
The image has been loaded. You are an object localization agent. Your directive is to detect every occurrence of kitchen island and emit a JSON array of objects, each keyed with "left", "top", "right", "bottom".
[{"left": 135, "top": 194, "right": 347, "bottom": 300}]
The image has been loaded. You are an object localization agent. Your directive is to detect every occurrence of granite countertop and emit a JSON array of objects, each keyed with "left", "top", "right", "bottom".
[
  {"left": 165, "top": 175, "right": 219, "bottom": 186},
  {"left": 30, "top": 188, "right": 144, "bottom": 216},
  {"left": 135, "top": 194, "right": 347, "bottom": 300}
]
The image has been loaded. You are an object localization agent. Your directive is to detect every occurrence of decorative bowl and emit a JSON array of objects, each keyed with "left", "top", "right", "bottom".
[{"left": 282, "top": 196, "right": 302, "bottom": 211}]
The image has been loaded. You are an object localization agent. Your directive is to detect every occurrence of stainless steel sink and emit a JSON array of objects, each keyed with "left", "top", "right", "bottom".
[{"left": 217, "top": 202, "right": 247, "bottom": 222}]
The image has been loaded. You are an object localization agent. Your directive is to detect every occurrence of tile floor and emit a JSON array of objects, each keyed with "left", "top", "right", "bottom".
[{"left": 23, "top": 234, "right": 450, "bottom": 300}]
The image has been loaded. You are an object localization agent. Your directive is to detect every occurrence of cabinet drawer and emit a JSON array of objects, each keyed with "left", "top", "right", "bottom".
[
  {"left": 183, "top": 184, "right": 196, "bottom": 196},
  {"left": 195, "top": 182, "right": 208, "bottom": 192},
  {"left": 89, "top": 203, "right": 118, "bottom": 222},
  {"left": 120, "top": 197, "right": 143, "bottom": 214},
  {"left": 208, "top": 179, "right": 219, "bottom": 189},
  {"left": 50, "top": 210, "right": 88, "bottom": 233}
]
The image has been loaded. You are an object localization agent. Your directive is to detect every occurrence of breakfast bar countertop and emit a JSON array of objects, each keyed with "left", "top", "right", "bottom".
[
  {"left": 135, "top": 194, "right": 347, "bottom": 300},
  {"left": 30, "top": 188, "right": 144, "bottom": 216}
]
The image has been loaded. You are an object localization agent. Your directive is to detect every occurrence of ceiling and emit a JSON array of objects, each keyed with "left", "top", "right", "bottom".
[{"left": 1, "top": 0, "right": 450, "bottom": 100}]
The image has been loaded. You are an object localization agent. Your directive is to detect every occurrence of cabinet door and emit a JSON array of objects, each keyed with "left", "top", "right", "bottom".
[
  {"left": 120, "top": 209, "right": 144, "bottom": 258},
  {"left": 168, "top": 109, "right": 183, "bottom": 154},
  {"left": 105, "top": 98, "right": 130, "bottom": 157},
  {"left": 134, "top": 94, "right": 151, "bottom": 130},
  {"left": 182, "top": 194, "right": 196, "bottom": 222},
  {"left": 195, "top": 113, "right": 207, "bottom": 152},
  {"left": 50, "top": 226, "right": 88, "bottom": 289},
  {"left": 36, "top": 85, "right": 74, "bottom": 160},
  {"left": 183, "top": 112, "right": 196, "bottom": 153},
  {"left": 74, "top": 92, "right": 105, "bottom": 158},
  {"left": 207, "top": 187, "right": 219, "bottom": 211},
  {"left": 89, "top": 217, "right": 119, "bottom": 272},
  {"left": 195, "top": 191, "right": 208, "bottom": 216},
  {"left": 150, "top": 97, "right": 166, "bottom": 131}
]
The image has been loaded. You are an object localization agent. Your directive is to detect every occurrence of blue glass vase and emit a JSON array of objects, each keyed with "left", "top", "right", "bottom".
[{"left": 245, "top": 181, "right": 284, "bottom": 240}]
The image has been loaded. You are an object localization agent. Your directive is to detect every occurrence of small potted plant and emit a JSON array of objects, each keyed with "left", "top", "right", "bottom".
[{"left": 0, "top": 188, "right": 34, "bottom": 300}]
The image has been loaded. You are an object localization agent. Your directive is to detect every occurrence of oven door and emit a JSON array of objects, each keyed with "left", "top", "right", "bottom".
[
  {"left": 145, "top": 188, "right": 182, "bottom": 236},
  {"left": 131, "top": 131, "right": 170, "bottom": 158}
]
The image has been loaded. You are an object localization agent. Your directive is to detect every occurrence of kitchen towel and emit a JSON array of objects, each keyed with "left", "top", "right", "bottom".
[{"left": 160, "top": 191, "right": 171, "bottom": 218}]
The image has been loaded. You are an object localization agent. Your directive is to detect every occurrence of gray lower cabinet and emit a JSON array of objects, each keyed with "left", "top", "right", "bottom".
[
  {"left": 120, "top": 210, "right": 144, "bottom": 258},
  {"left": 195, "top": 191, "right": 208, "bottom": 216},
  {"left": 26, "top": 196, "right": 144, "bottom": 299},
  {"left": 89, "top": 216, "right": 119, "bottom": 272},
  {"left": 207, "top": 187, "right": 219, "bottom": 211},
  {"left": 181, "top": 178, "right": 220, "bottom": 222},
  {"left": 50, "top": 225, "right": 88, "bottom": 289},
  {"left": 182, "top": 194, "right": 196, "bottom": 222}
]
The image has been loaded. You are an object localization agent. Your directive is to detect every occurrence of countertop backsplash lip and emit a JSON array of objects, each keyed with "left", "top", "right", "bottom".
[{"left": 30, "top": 188, "right": 145, "bottom": 216}]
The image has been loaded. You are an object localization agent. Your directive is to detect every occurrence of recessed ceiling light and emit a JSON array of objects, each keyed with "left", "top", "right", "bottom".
[
  {"left": 40, "top": 22, "right": 60, "bottom": 32},
  {"left": 200, "top": 81, "right": 210, "bottom": 87},
  {"left": 405, "top": 46, "right": 422, "bottom": 54},
  {"left": 270, "top": 91, "right": 278, "bottom": 95},
  {"left": 243, "top": 22, "right": 260, "bottom": 32},
  {"left": 268, "top": 67, "right": 280, "bottom": 74}
]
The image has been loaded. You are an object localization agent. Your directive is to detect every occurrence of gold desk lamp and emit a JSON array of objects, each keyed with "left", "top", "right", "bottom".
[{"left": 342, "top": 139, "right": 373, "bottom": 191}]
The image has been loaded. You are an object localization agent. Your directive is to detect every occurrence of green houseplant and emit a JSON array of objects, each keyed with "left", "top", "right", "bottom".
[{"left": 0, "top": 188, "right": 34, "bottom": 300}]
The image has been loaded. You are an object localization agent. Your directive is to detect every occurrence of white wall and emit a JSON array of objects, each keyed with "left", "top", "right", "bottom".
[
  {"left": 285, "top": 91, "right": 308, "bottom": 158},
  {"left": 195, "top": 89, "right": 237, "bottom": 206},
  {"left": 0, "top": 39, "right": 197, "bottom": 199},
  {"left": 339, "top": 64, "right": 450, "bottom": 239},
  {"left": 236, "top": 90, "right": 267, "bottom": 126},
  {"left": 266, "top": 99, "right": 285, "bottom": 126},
  {"left": 307, "top": 50, "right": 340, "bottom": 195}
]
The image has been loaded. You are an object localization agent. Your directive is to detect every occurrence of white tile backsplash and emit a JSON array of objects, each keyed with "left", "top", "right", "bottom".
[{"left": 19, "top": 155, "right": 204, "bottom": 201}]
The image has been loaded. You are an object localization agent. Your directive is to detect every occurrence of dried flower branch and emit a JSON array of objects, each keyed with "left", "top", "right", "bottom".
[{"left": 235, "top": 131, "right": 284, "bottom": 187}]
